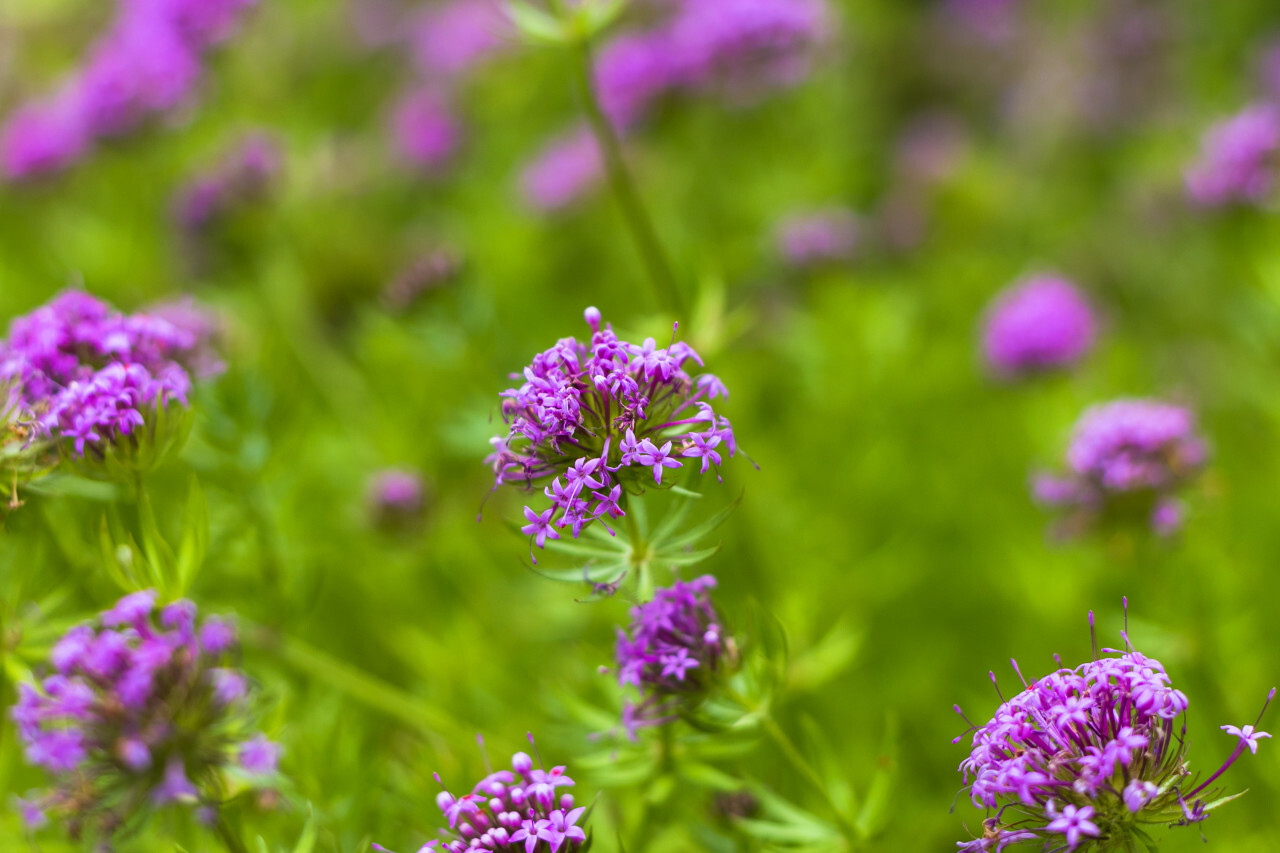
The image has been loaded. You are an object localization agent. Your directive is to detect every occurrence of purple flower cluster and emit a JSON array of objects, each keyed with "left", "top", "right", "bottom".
[
  {"left": 775, "top": 208, "right": 861, "bottom": 267},
  {"left": 374, "top": 741, "right": 589, "bottom": 853},
  {"left": 954, "top": 609, "right": 1271, "bottom": 851},
  {"left": 1185, "top": 104, "right": 1280, "bottom": 207},
  {"left": 0, "top": 0, "right": 258, "bottom": 180},
  {"left": 1034, "top": 399, "right": 1206, "bottom": 537},
  {"left": 981, "top": 276, "right": 1097, "bottom": 377},
  {"left": 0, "top": 290, "right": 220, "bottom": 459},
  {"left": 13, "top": 590, "right": 279, "bottom": 836},
  {"left": 613, "top": 576, "right": 734, "bottom": 738},
  {"left": 523, "top": 0, "right": 830, "bottom": 209},
  {"left": 173, "top": 133, "right": 282, "bottom": 232},
  {"left": 487, "top": 308, "right": 735, "bottom": 556}
]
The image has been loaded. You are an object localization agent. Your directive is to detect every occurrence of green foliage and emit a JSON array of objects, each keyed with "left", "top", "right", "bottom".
[{"left": 0, "top": 0, "right": 1278, "bottom": 850}]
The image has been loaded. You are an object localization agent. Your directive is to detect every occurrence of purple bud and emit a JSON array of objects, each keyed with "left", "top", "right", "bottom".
[
  {"left": 118, "top": 737, "right": 151, "bottom": 771},
  {"left": 512, "top": 752, "right": 533, "bottom": 775},
  {"left": 584, "top": 306, "right": 602, "bottom": 331}
]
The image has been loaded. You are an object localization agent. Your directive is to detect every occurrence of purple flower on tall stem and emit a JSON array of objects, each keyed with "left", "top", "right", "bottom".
[
  {"left": 981, "top": 275, "right": 1097, "bottom": 378},
  {"left": 486, "top": 308, "right": 737, "bottom": 556},
  {"left": 374, "top": 734, "right": 591, "bottom": 853},
  {"left": 612, "top": 576, "right": 736, "bottom": 738},
  {"left": 1034, "top": 398, "right": 1206, "bottom": 537},
  {"left": 11, "top": 591, "right": 279, "bottom": 838},
  {"left": 953, "top": 603, "right": 1272, "bottom": 851}
]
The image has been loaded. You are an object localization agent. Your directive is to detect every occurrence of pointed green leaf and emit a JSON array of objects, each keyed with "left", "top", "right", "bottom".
[{"left": 654, "top": 493, "right": 741, "bottom": 551}]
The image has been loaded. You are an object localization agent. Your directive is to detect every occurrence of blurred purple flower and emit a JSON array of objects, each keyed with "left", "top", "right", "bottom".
[
  {"left": 665, "top": 0, "right": 829, "bottom": 100},
  {"left": 1185, "top": 104, "right": 1280, "bottom": 207},
  {"left": 390, "top": 89, "right": 462, "bottom": 174},
  {"left": 0, "top": 88, "right": 90, "bottom": 180},
  {"left": 173, "top": 133, "right": 281, "bottom": 232},
  {"left": 411, "top": 0, "right": 510, "bottom": 78},
  {"left": 595, "top": 32, "right": 678, "bottom": 131},
  {"left": 0, "top": 290, "right": 220, "bottom": 458},
  {"left": 519, "top": 127, "right": 604, "bottom": 212},
  {"left": 13, "top": 592, "right": 277, "bottom": 836},
  {"left": 0, "top": 0, "right": 258, "bottom": 181},
  {"left": 981, "top": 275, "right": 1097, "bottom": 377},
  {"left": 1035, "top": 399, "right": 1206, "bottom": 536},
  {"left": 613, "top": 576, "right": 734, "bottom": 738},
  {"left": 775, "top": 207, "right": 860, "bottom": 267},
  {"left": 941, "top": 0, "right": 1023, "bottom": 46}
]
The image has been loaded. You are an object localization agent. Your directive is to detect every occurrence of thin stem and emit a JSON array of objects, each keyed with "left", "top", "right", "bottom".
[
  {"left": 214, "top": 815, "right": 250, "bottom": 853},
  {"left": 759, "top": 713, "right": 860, "bottom": 849},
  {"left": 571, "top": 39, "right": 685, "bottom": 316}
]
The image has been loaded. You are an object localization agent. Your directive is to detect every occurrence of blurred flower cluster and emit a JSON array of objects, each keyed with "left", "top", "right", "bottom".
[
  {"left": 0, "top": 0, "right": 259, "bottom": 179},
  {"left": 613, "top": 575, "right": 735, "bottom": 738},
  {"left": 13, "top": 590, "right": 279, "bottom": 838},
  {"left": 1034, "top": 399, "right": 1206, "bottom": 538}
]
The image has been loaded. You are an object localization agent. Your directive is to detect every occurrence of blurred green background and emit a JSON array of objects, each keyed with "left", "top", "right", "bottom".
[{"left": 1, "top": 0, "right": 1279, "bottom": 849}]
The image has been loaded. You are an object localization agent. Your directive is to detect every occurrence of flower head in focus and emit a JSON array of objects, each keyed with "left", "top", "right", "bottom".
[
  {"left": 486, "top": 308, "right": 736, "bottom": 558},
  {"left": 1034, "top": 399, "right": 1206, "bottom": 538},
  {"left": 954, "top": 604, "right": 1272, "bottom": 851},
  {"left": 981, "top": 276, "right": 1097, "bottom": 378},
  {"left": 11, "top": 590, "right": 280, "bottom": 838}
]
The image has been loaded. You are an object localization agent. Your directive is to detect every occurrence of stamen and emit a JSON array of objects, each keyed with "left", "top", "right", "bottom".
[
  {"left": 1010, "top": 659, "right": 1028, "bottom": 689},
  {"left": 989, "top": 671, "right": 1004, "bottom": 701},
  {"left": 527, "top": 732, "right": 546, "bottom": 770},
  {"left": 1088, "top": 611, "right": 1097, "bottom": 661}
]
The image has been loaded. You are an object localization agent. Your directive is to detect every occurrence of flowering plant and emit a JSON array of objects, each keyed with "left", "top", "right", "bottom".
[
  {"left": 954, "top": 605, "right": 1271, "bottom": 851},
  {"left": 374, "top": 736, "right": 593, "bottom": 853},
  {"left": 0, "top": 290, "right": 220, "bottom": 481},
  {"left": 1034, "top": 399, "right": 1206, "bottom": 538},
  {"left": 12, "top": 590, "right": 279, "bottom": 840},
  {"left": 487, "top": 307, "right": 737, "bottom": 563}
]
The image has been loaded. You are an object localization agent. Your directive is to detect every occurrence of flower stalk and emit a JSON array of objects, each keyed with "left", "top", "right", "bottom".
[{"left": 570, "top": 37, "right": 684, "bottom": 316}]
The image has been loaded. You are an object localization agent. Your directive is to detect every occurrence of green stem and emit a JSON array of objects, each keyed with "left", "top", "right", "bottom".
[
  {"left": 214, "top": 815, "right": 250, "bottom": 853},
  {"left": 571, "top": 39, "right": 685, "bottom": 316},
  {"left": 759, "top": 713, "right": 860, "bottom": 850}
]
